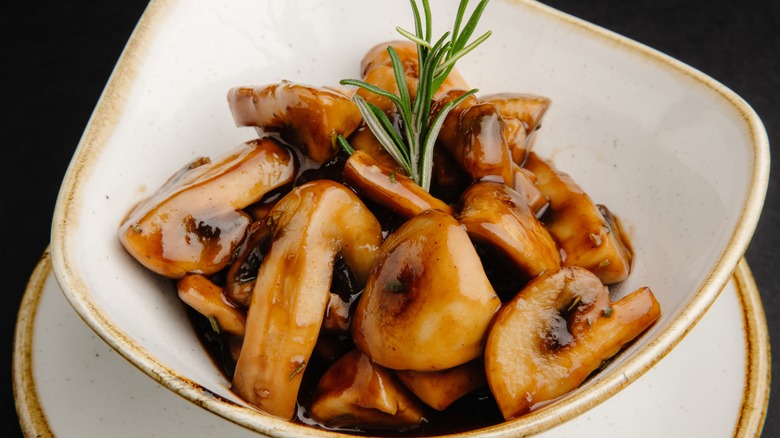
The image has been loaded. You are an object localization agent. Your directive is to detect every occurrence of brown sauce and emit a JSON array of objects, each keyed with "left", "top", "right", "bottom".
[{"left": 186, "top": 252, "right": 506, "bottom": 436}]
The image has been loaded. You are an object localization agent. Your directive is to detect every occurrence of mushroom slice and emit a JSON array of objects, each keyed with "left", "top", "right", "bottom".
[
  {"left": 481, "top": 93, "right": 551, "bottom": 157},
  {"left": 352, "top": 209, "right": 501, "bottom": 371},
  {"left": 360, "top": 40, "right": 469, "bottom": 94},
  {"left": 361, "top": 40, "right": 420, "bottom": 78},
  {"left": 396, "top": 359, "right": 487, "bottom": 411},
  {"left": 177, "top": 274, "right": 246, "bottom": 337},
  {"left": 501, "top": 117, "right": 529, "bottom": 165},
  {"left": 227, "top": 81, "right": 362, "bottom": 162},
  {"left": 343, "top": 150, "right": 453, "bottom": 219},
  {"left": 457, "top": 181, "right": 560, "bottom": 282},
  {"left": 322, "top": 292, "right": 353, "bottom": 334},
  {"left": 524, "top": 152, "right": 633, "bottom": 284},
  {"left": 484, "top": 266, "right": 661, "bottom": 420},
  {"left": 433, "top": 89, "right": 479, "bottom": 149},
  {"left": 224, "top": 220, "right": 271, "bottom": 309},
  {"left": 118, "top": 138, "right": 296, "bottom": 278},
  {"left": 310, "top": 349, "right": 425, "bottom": 430},
  {"left": 513, "top": 165, "right": 547, "bottom": 214},
  {"left": 357, "top": 64, "right": 419, "bottom": 114},
  {"left": 232, "top": 180, "right": 383, "bottom": 420},
  {"left": 348, "top": 123, "right": 406, "bottom": 172},
  {"left": 433, "top": 91, "right": 515, "bottom": 186}
]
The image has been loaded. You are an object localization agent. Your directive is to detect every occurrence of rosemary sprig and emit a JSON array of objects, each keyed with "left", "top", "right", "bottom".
[{"left": 339, "top": 0, "right": 491, "bottom": 192}]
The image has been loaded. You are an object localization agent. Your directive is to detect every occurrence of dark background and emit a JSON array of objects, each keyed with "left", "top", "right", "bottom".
[{"left": 3, "top": 1, "right": 777, "bottom": 436}]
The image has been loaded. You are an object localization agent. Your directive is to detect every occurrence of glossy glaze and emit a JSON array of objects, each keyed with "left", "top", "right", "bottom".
[
  {"left": 118, "top": 138, "right": 295, "bottom": 278},
  {"left": 525, "top": 152, "right": 632, "bottom": 284},
  {"left": 343, "top": 150, "right": 453, "bottom": 218},
  {"left": 485, "top": 267, "right": 660, "bottom": 419},
  {"left": 352, "top": 210, "right": 500, "bottom": 371},
  {"left": 310, "top": 349, "right": 425, "bottom": 429},
  {"left": 458, "top": 181, "right": 560, "bottom": 281},
  {"left": 233, "top": 180, "right": 382, "bottom": 420},
  {"left": 228, "top": 81, "right": 362, "bottom": 163},
  {"left": 48, "top": 0, "right": 769, "bottom": 436}
]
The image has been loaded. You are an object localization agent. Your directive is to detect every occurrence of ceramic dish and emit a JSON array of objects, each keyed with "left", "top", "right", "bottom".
[
  {"left": 15, "top": 252, "right": 769, "bottom": 436},
  {"left": 49, "top": 0, "right": 769, "bottom": 436}
]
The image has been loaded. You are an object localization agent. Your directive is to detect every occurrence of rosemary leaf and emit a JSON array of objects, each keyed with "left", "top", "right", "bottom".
[
  {"left": 420, "top": 88, "right": 478, "bottom": 190},
  {"left": 396, "top": 27, "right": 430, "bottom": 48},
  {"left": 368, "top": 101, "right": 411, "bottom": 164},
  {"left": 436, "top": 30, "right": 492, "bottom": 77},
  {"left": 337, "top": 134, "right": 355, "bottom": 155},
  {"left": 340, "top": 79, "right": 403, "bottom": 107},
  {"left": 410, "top": 0, "right": 428, "bottom": 87},
  {"left": 422, "top": 0, "right": 432, "bottom": 42},
  {"left": 387, "top": 47, "right": 413, "bottom": 121},
  {"left": 454, "top": 0, "right": 491, "bottom": 51},
  {"left": 451, "top": 0, "right": 470, "bottom": 47},
  {"left": 341, "top": 0, "right": 491, "bottom": 192},
  {"left": 353, "top": 96, "right": 414, "bottom": 176}
]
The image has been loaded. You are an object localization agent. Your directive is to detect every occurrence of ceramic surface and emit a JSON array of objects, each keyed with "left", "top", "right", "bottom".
[
  {"left": 15, "top": 253, "right": 769, "bottom": 436},
  {"left": 48, "top": 0, "right": 769, "bottom": 435}
]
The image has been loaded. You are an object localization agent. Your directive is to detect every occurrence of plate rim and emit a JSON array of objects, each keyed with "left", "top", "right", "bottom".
[
  {"left": 15, "top": 251, "right": 770, "bottom": 436},
  {"left": 46, "top": 0, "right": 771, "bottom": 436}
]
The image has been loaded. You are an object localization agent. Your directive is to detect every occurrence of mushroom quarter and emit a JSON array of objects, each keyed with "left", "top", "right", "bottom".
[{"left": 352, "top": 209, "right": 501, "bottom": 371}]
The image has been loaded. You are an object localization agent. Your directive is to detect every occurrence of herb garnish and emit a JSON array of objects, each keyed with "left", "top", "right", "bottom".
[
  {"left": 339, "top": 0, "right": 492, "bottom": 192},
  {"left": 385, "top": 280, "right": 407, "bottom": 293},
  {"left": 208, "top": 316, "right": 221, "bottom": 335},
  {"left": 289, "top": 361, "right": 307, "bottom": 380},
  {"left": 565, "top": 296, "right": 581, "bottom": 314}
]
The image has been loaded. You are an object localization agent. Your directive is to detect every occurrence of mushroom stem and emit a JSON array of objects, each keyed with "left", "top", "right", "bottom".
[
  {"left": 343, "top": 150, "right": 453, "bottom": 219},
  {"left": 485, "top": 267, "right": 660, "bottom": 419},
  {"left": 232, "top": 180, "right": 383, "bottom": 420},
  {"left": 177, "top": 274, "right": 246, "bottom": 337}
]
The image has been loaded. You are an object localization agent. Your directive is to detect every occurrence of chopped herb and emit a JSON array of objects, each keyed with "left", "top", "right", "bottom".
[
  {"left": 385, "top": 280, "right": 406, "bottom": 293},
  {"left": 132, "top": 224, "right": 143, "bottom": 233},
  {"left": 289, "top": 361, "right": 306, "bottom": 380},
  {"left": 598, "top": 259, "right": 612, "bottom": 268},
  {"left": 565, "top": 296, "right": 581, "bottom": 313},
  {"left": 603, "top": 307, "right": 613, "bottom": 318},
  {"left": 208, "top": 316, "right": 221, "bottom": 335},
  {"left": 337, "top": 134, "right": 355, "bottom": 155},
  {"left": 266, "top": 211, "right": 283, "bottom": 228},
  {"left": 390, "top": 172, "right": 397, "bottom": 185}
]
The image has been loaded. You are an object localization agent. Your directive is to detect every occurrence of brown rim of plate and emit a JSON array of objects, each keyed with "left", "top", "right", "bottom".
[
  {"left": 12, "top": 249, "right": 53, "bottom": 437},
  {"left": 13, "top": 251, "right": 770, "bottom": 437}
]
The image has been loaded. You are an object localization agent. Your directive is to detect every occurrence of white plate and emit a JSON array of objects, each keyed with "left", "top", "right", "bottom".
[
  {"left": 47, "top": 0, "right": 769, "bottom": 435},
  {"left": 14, "top": 251, "right": 769, "bottom": 436}
]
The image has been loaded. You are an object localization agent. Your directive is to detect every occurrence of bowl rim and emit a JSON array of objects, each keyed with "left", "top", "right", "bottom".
[
  {"left": 23, "top": 253, "right": 770, "bottom": 436},
  {"left": 48, "top": 0, "right": 770, "bottom": 436}
]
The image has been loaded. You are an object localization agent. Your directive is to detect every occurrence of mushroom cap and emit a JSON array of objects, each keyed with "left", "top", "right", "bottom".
[{"left": 352, "top": 209, "right": 500, "bottom": 371}]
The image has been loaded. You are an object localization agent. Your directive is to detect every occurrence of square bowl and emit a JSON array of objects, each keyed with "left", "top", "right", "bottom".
[{"left": 50, "top": 0, "right": 769, "bottom": 436}]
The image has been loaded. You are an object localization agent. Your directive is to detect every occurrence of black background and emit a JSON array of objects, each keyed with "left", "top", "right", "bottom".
[{"left": 3, "top": 1, "right": 778, "bottom": 436}]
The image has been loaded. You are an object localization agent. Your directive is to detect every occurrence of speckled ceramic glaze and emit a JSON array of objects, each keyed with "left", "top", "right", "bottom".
[
  {"left": 48, "top": 0, "right": 769, "bottom": 436},
  {"left": 15, "top": 253, "right": 769, "bottom": 436}
]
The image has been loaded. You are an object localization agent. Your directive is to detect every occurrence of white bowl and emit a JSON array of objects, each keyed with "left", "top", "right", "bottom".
[{"left": 50, "top": 0, "right": 769, "bottom": 436}]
